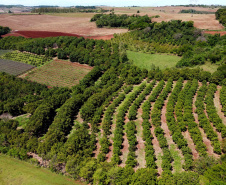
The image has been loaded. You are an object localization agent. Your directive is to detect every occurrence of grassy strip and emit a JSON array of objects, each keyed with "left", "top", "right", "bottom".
[
  {"left": 127, "top": 50, "right": 180, "bottom": 70},
  {"left": 0, "top": 154, "right": 83, "bottom": 185}
]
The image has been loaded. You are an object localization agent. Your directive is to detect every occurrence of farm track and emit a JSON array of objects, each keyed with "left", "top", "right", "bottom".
[
  {"left": 214, "top": 87, "right": 226, "bottom": 126},
  {"left": 161, "top": 86, "right": 184, "bottom": 173}
]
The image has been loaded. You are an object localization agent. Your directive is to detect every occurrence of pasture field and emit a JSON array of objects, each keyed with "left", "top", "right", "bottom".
[
  {"left": 127, "top": 50, "right": 181, "bottom": 70},
  {"left": 0, "top": 59, "right": 35, "bottom": 76},
  {"left": 20, "top": 59, "right": 93, "bottom": 88},
  {"left": 0, "top": 154, "right": 83, "bottom": 185}
]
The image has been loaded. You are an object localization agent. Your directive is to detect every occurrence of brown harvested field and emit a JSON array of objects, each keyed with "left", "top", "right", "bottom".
[
  {"left": 0, "top": 14, "right": 127, "bottom": 37},
  {"left": 113, "top": 6, "right": 223, "bottom": 30},
  {"left": 19, "top": 59, "right": 92, "bottom": 88}
]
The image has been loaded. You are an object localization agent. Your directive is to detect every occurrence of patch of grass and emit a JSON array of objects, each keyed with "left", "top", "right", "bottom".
[
  {"left": 21, "top": 60, "right": 92, "bottom": 88},
  {"left": 127, "top": 50, "right": 181, "bottom": 70},
  {"left": 13, "top": 114, "right": 30, "bottom": 128},
  {"left": 169, "top": 144, "right": 183, "bottom": 173},
  {"left": 0, "top": 154, "right": 84, "bottom": 185},
  {"left": 0, "top": 50, "right": 12, "bottom": 56},
  {"left": 192, "top": 61, "right": 219, "bottom": 73}
]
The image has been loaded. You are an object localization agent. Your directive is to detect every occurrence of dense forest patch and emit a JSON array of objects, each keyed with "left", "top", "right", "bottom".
[{"left": 215, "top": 8, "right": 226, "bottom": 27}]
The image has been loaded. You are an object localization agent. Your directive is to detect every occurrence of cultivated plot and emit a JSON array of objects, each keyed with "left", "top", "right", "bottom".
[{"left": 0, "top": 59, "right": 35, "bottom": 76}]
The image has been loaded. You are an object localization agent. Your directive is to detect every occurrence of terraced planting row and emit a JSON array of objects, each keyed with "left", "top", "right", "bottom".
[
  {"left": 1, "top": 74, "right": 225, "bottom": 181},
  {"left": 0, "top": 51, "right": 51, "bottom": 67},
  {"left": 89, "top": 79, "right": 225, "bottom": 174}
]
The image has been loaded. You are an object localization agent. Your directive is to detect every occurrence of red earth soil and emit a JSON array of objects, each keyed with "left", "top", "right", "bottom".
[
  {"left": 204, "top": 31, "right": 226, "bottom": 36},
  {"left": 2, "top": 30, "right": 114, "bottom": 40}
]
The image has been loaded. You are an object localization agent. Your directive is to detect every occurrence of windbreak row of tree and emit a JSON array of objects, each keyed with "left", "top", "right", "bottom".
[
  {"left": 0, "top": 36, "right": 127, "bottom": 70},
  {"left": 31, "top": 7, "right": 108, "bottom": 13},
  {"left": 195, "top": 82, "right": 222, "bottom": 154},
  {"left": 166, "top": 78, "right": 193, "bottom": 170},
  {"left": 151, "top": 79, "right": 174, "bottom": 172},
  {"left": 215, "top": 8, "right": 226, "bottom": 27},
  {"left": 91, "top": 13, "right": 152, "bottom": 30},
  {"left": 179, "top": 9, "right": 215, "bottom": 14}
]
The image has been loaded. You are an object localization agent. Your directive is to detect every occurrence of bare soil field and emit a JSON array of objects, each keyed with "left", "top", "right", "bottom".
[
  {"left": 113, "top": 6, "right": 223, "bottom": 30},
  {"left": 0, "top": 6, "right": 223, "bottom": 40},
  {"left": 2, "top": 30, "right": 115, "bottom": 40},
  {"left": 0, "top": 14, "right": 127, "bottom": 37}
]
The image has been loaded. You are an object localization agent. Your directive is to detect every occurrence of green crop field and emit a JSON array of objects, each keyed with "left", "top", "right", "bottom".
[
  {"left": 21, "top": 60, "right": 93, "bottom": 88},
  {"left": 127, "top": 50, "right": 181, "bottom": 70},
  {"left": 0, "top": 154, "right": 83, "bottom": 185}
]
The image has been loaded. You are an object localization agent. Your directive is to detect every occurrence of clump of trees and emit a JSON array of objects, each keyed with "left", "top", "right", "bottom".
[
  {"left": 180, "top": 9, "right": 215, "bottom": 14},
  {"left": 0, "top": 26, "right": 10, "bottom": 37},
  {"left": 91, "top": 13, "right": 152, "bottom": 30},
  {"left": 215, "top": 8, "right": 226, "bottom": 27}
]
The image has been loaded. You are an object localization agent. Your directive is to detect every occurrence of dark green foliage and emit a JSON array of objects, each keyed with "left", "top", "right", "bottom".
[
  {"left": 125, "top": 121, "right": 137, "bottom": 167},
  {"left": 204, "top": 160, "right": 226, "bottom": 183},
  {"left": 91, "top": 13, "right": 152, "bottom": 30},
  {"left": 0, "top": 26, "right": 10, "bottom": 37},
  {"left": 215, "top": 8, "right": 226, "bottom": 27},
  {"left": 131, "top": 168, "right": 157, "bottom": 185}
]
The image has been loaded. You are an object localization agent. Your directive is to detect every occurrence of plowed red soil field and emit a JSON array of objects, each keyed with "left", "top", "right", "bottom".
[{"left": 2, "top": 30, "right": 114, "bottom": 40}]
